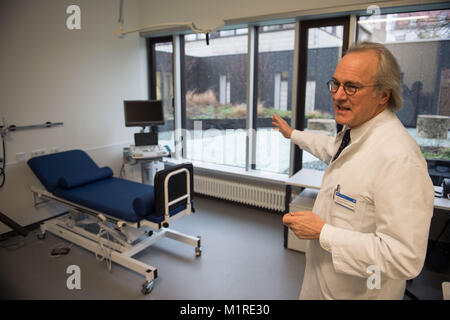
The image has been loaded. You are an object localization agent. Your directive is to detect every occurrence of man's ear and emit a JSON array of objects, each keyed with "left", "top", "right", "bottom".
[{"left": 379, "top": 89, "right": 391, "bottom": 106}]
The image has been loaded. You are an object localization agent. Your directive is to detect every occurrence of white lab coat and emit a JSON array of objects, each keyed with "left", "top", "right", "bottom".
[{"left": 291, "top": 109, "right": 434, "bottom": 299}]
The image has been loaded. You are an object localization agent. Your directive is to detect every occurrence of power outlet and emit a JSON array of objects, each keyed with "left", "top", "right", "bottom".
[
  {"left": 16, "top": 152, "right": 26, "bottom": 163},
  {"left": 31, "top": 149, "right": 46, "bottom": 157}
]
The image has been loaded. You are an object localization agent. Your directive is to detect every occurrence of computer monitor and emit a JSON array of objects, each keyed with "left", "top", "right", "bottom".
[
  {"left": 134, "top": 132, "right": 158, "bottom": 146},
  {"left": 124, "top": 100, "right": 165, "bottom": 128}
]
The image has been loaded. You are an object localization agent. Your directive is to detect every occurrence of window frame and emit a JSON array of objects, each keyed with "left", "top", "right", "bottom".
[
  {"left": 293, "top": 17, "right": 350, "bottom": 175},
  {"left": 147, "top": 36, "right": 173, "bottom": 101}
]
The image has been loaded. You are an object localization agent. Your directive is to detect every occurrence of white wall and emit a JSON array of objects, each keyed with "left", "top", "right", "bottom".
[
  {"left": 137, "top": 0, "right": 339, "bottom": 26},
  {"left": 0, "top": 0, "right": 146, "bottom": 233},
  {"left": 136, "top": 0, "right": 440, "bottom": 31}
]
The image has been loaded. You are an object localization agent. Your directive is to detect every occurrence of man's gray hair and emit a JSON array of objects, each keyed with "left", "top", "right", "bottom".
[{"left": 346, "top": 42, "right": 403, "bottom": 112}]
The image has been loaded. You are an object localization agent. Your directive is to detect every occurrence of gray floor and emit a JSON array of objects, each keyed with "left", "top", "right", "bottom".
[
  {"left": 0, "top": 196, "right": 448, "bottom": 300},
  {"left": 0, "top": 196, "right": 305, "bottom": 300}
]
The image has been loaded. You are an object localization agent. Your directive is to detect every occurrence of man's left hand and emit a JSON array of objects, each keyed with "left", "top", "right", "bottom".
[{"left": 283, "top": 211, "right": 325, "bottom": 239}]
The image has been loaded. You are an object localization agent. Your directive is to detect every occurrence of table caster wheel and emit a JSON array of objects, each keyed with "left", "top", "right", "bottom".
[
  {"left": 195, "top": 246, "right": 202, "bottom": 257},
  {"left": 141, "top": 280, "right": 154, "bottom": 295}
]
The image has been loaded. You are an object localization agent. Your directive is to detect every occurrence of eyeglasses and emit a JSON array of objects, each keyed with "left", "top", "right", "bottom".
[{"left": 326, "top": 79, "right": 378, "bottom": 96}]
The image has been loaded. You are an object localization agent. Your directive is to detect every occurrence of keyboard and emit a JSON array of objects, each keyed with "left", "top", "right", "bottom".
[{"left": 130, "top": 145, "right": 169, "bottom": 159}]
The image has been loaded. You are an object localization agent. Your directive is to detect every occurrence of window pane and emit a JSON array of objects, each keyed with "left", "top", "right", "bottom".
[
  {"left": 255, "top": 23, "right": 295, "bottom": 174},
  {"left": 154, "top": 42, "right": 174, "bottom": 151},
  {"left": 358, "top": 9, "right": 450, "bottom": 168},
  {"left": 184, "top": 30, "right": 248, "bottom": 167},
  {"left": 302, "top": 25, "right": 345, "bottom": 171}
]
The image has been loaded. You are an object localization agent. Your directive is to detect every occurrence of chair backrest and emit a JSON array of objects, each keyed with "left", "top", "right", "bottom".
[
  {"left": 153, "top": 163, "right": 194, "bottom": 217},
  {"left": 27, "top": 149, "right": 111, "bottom": 192}
]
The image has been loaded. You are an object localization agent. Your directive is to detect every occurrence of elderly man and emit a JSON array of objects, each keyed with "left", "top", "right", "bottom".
[{"left": 272, "top": 42, "right": 434, "bottom": 299}]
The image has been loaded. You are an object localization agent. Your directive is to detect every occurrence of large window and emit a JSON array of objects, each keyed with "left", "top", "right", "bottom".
[
  {"left": 146, "top": 6, "right": 449, "bottom": 178},
  {"left": 183, "top": 29, "right": 248, "bottom": 167},
  {"left": 358, "top": 9, "right": 450, "bottom": 162},
  {"left": 255, "top": 23, "right": 295, "bottom": 174}
]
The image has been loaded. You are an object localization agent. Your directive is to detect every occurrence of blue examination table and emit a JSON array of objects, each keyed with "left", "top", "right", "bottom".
[{"left": 28, "top": 149, "right": 201, "bottom": 294}]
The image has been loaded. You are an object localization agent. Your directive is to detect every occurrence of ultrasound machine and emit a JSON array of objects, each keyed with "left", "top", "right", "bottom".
[{"left": 124, "top": 100, "right": 170, "bottom": 185}]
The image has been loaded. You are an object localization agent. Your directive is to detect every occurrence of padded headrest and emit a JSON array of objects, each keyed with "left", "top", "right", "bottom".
[
  {"left": 154, "top": 163, "right": 194, "bottom": 217},
  {"left": 58, "top": 167, "right": 113, "bottom": 189},
  {"left": 27, "top": 149, "right": 113, "bottom": 191}
]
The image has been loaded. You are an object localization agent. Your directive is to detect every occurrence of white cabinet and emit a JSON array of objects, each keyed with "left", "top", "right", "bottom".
[{"left": 285, "top": 188, "right": 318, "bottom": 253}]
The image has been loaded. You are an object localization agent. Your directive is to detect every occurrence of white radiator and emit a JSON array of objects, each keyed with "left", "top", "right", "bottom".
[{"left": 194, "top": 174, "right": 285, "bottom": 212}]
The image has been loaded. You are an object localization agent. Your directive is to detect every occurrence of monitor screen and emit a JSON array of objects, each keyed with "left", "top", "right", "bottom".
[{"left": 124, "top": 100, "right": 165, "bottom": 127}]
